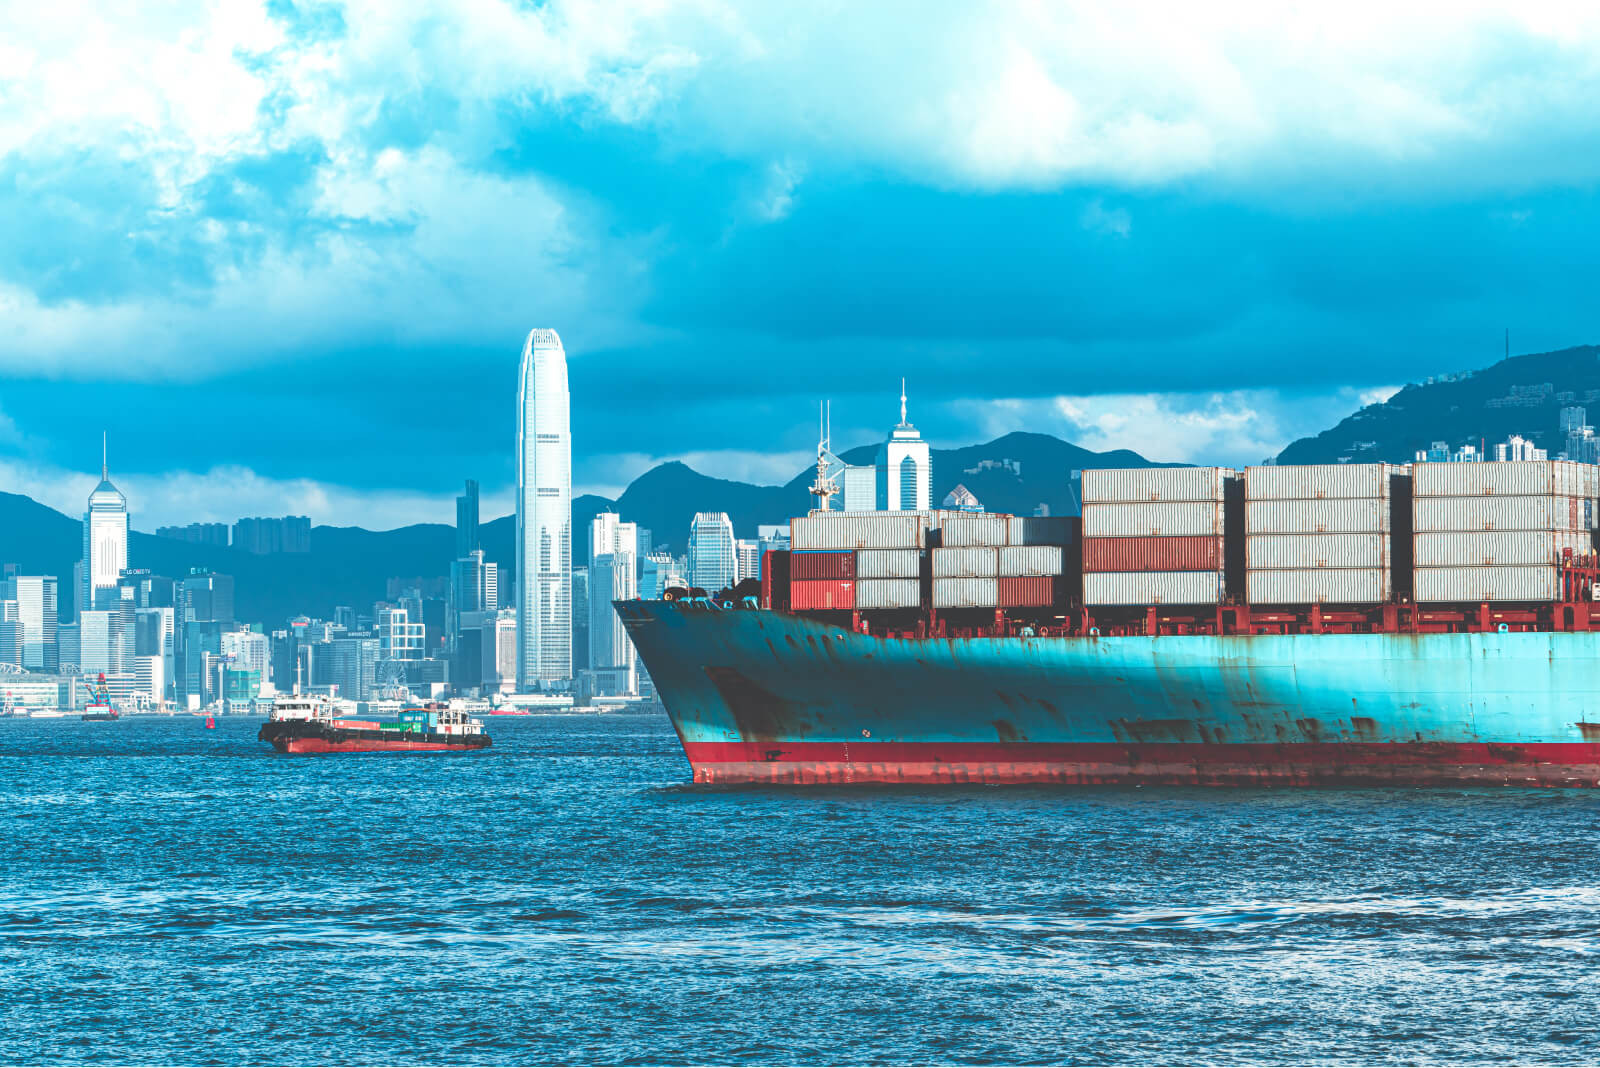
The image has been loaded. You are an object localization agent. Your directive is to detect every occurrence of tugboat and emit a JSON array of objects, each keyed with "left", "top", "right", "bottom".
[
  {"left": 81, "top": 673, "right": 119, "bottom": 721},
  {"left": 258, "top": 694, "right": 491, "bottom": 754}
]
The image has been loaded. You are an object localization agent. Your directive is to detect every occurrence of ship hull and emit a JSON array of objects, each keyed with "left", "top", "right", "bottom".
[
  {"left": 619, "top": 600, "right": 1600, "bottom": 787},
  {"left": 258, "top": 721, "right": 492, "bottom": 754}
]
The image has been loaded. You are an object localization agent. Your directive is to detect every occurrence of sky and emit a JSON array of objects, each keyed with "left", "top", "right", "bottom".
[{"left": 4, "top": 0, "right": 1600, "bottom": 529}]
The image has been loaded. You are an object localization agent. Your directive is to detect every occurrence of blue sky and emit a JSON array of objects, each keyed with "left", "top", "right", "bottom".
[{"left": 3, "top": 0, "right": 1599, "bottom": 528}]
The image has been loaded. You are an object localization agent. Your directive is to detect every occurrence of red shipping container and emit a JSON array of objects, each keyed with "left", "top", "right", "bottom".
[
  {"left": 998, "top": 576, "right": 1057, "bottom": 608},
  {"left": 1081, "top": 535, "right": 1220, "bottom": 573},
  {"left": 789, "top": 579, "right": 855, "bottom": 610},
  {"left": 790, "top": 551, "right": 856, "bottom": 580}
]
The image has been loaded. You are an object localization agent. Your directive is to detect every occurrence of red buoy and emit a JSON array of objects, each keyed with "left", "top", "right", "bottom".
[{"left": 204, "top": 715, "right": 215, "bottom": 729}]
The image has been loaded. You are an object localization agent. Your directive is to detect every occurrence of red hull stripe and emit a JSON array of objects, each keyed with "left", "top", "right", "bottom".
[
  {"left": 280, "top": 737, "right": 485, "bottom": 754},
  {"left": 681, "top": 740, "right": 1600, "bottom": 786}
]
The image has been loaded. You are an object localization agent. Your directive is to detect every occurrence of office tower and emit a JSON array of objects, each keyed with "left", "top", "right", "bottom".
[
  {"left": 324, "top": 636, "right": 378, "bottom": 700},
  {"left": 8, "top": 576, "right": 58, "bottom": 671},
  {"left": 179, "top": 570, "right": 234, "bottom": 706},
  {"left": 735, "top": 539, "right": 760, "bottom": 583},
  {"left": 688, "top": 512, "right": 738, "bottom": 594},
  {"left": 456, "top": 479, "right": 480, "bottom": 559},
  {"left": 82, "top": 442, "right": 129, "bottom": 612},
  {"left": 876, "top": 380, "right": 932, "bottom": 511},
  {"left": 449, "top": 548, "right": 497, "bottom": 682},
  {"left": 587, "top": 512, "right": 639, "bottom": 695},
  {"left": 516, "top": 328, "right": 572, "bottom": 690},
  {"left": 842, "top": 465, "right": 877, "bottom": 510},
  {"left": 756, "top": 525, "right": 791, "bottom": 573},
  {"left": 640, "top": 552, "right": 685, "bottom": 601},
  {"left": 377, "top": 607, "right": 425, "bottom": 661},
  {"left": 570, "top": 566, "right": 590, "bottom": 673}
]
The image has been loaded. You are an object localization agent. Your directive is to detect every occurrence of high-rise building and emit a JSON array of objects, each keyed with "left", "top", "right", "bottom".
[
  {"left": 456, "top": 479, "right": 480, "bottom": 560},
  {"left": 842, "top": 465, "right": 877, "bottom": 510},
  {"left": 82, "top": 443, "right": 129, "bottom": 612},
  {"left": 155, "top": 522, "right": 229, "bottom": 547},
  {"left": 735, "top": 539, "right": 760, "bottom": 583},
  {"left": 587, "top": 512, "right": 639, "bottom": 695},
  {"left": 876, "top": 380, "right": 931, "bottom": 511},
  {"left": 516, "top": 328, "right": 573, "bottom": 690},
  {"left": 688, "top": 512, "right": 738, "bottom": 594},
  {"left": 3, "top": 575, "right": 59, "bottom": 672},
  {"left": 640, "top": 552, "right": 685, "bottom": 601},
  {"left": 570, "top": 566, "right": 590, "bottom": 673},
  {"left": 756, "top": 525, "right": 791, "bottom": 574}
]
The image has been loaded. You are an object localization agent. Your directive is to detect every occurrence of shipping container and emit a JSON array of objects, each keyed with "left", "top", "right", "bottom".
[
  {"left": 790, "top": 512, "right": 928, "bottom": 550},
  {"left": 789, "top": 550, "right": 856, "bottom": 580},
  {"left": 932, "top": 576, "right": 999, "bottom": 608},
  {"left": 1245, "top": 498, "right": 1390, "bottom": 534},
  {"left": 855, "top": 578, "right": 921, "bottom": 610},
  {"left": 997, "top": 545, "right": 1066, "bottom": 576},
  {"left": 1412, "top": 530, "right": 1595, "bottom": 567},
  {"left": 855, "top": 548, "right": 921, "bottom": 579},
  {"left": 998, "top": 576, "right": 1059, "bottom": 608},
  {"left": 1083, "top": 571, "right": 1223, "bottom": 606},
  {"left": 1081, "top": 535, "right": 1221, "bottom": 573},
  {"left": 1413, "top": 565, "right": 1560, "bottom": 603},
  {"left": 1082, "top": 501, "right": 1225, "bottom": 538},
  {"left": 932, "top": 547, "right": 999, "bottom": 578},
  {"left": 1081, "top": 466, "right": 1235, "bottom": 504},
  {"left": 937, "top": 514, "right": 1009, "bottom": 547},
  {"left": 1412, "top": 460, "right": 1590, "bottom": 499},
  {"left": 789, "top": 579, "right": 855, "bottom": 611},
  {"left": 1006, "top": 515, "right": 1077, "bottom": 546},
  {"left": 1244, "top": 533, "right": 1388, "bottom": 570},
  {"left": 332, "top": 720, "right": 380, "bottom": 730},
  {"left": 1244, "top": 463, "right": 1401, "bottom": 500},
  {"left": 1412, "top": 495, "right": 1585, "bottom": 533},
  {"left": 1246, "top": 568, "right": 1389, "bottom": 605}
]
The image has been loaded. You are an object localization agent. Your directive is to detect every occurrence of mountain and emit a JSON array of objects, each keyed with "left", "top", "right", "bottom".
[
  {"left": 1277, "top": 343, "right": 1600, "bottom": 465},
  {"left": 0, "top": 432, "right": 1164, "bottom": 629}
]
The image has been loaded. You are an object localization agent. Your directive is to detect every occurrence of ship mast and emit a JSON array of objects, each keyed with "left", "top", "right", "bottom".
[{"left": 807, "top": 400, "right": 839, "bottom": 511}]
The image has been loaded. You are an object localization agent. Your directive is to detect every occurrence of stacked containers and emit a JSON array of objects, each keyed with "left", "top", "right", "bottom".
[
  {"left": 1243, "top": 464, "right": 1402, "bottom": 605},
  {"left": 790, "top": 511, "right": 930, "bottom": 611},
  {"left": 1081, "top": 468, "right": 1233, "bottom": 606},
  {"left": 931, "top": 514, "right": 1074, "bottom": 609},
  {"left": 1411, "top": 461, "right": 1598, "bottom": 603}
]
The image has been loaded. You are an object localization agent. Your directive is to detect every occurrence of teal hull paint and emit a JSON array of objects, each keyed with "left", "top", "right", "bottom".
[{"left": 622, "top": 601, "right": 1600, "bottom": 747}]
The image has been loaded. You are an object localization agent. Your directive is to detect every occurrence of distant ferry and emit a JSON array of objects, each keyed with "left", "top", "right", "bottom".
[{"left": 258, "top": 694, "right": 491, "bottom": 754}]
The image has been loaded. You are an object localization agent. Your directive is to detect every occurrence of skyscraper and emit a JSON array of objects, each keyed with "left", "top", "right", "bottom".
[
  {"left": 515, "top": 328, "right": 572, "bottom": 690},
  {"left": 82, "top": 438, "right": 129, "bottom": 612},
  {"left": 588, "top": 512, "right": 639, "bottom": 694},
  {"left": 688, "top": 512, "right": 738, "bottom": 594},
  {"left": 455, "top": 479, "right": 480, "bottom": 559},
  {"left": 876, "top": 380, "right": 932, "bottom": 511}
]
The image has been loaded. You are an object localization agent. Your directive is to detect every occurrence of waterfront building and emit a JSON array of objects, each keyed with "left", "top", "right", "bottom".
[
  {"left": 515, "top": 328, "right": 572, "bottom": 690},
  {"left": 570, "top": 566, "right": 590, "bottom": 673},
  {"left": 1, "top": 576, "right": 59, "bottom": 672},
  {"left": 589, "top": 513, "right": 639, "bottom": 696},
  {"left": 82, "top": 444, "right": 129, "bottom": 612},
  {"left": 377, "top": 606, "right": 425, "bottom": 661},
  {"left": 688, "top": 512, "right": 738, "bottom": 593},
  {"left": 875, "top": 381, "right": 931, "bottom": 511}
]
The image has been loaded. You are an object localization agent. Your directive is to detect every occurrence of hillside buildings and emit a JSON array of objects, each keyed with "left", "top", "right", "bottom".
[{"left": 515, "top": 328, "right": 573, "bottom": 690}]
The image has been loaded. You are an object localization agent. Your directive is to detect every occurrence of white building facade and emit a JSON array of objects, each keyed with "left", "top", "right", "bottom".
[
  {"left": 515, "top": 328, "right": 573, "bottom": 690},
  {"left": 688, "top": 512, "right": 738, "bottom": 593},
  {"left": 82, "top": 456, "right": 129, "bottom": 612},
  {"left": 588, "top": 513, "right": 639, "bottom": 694},
  {"left": 876, "top": 382, "right": 931, "bottom": 511}
]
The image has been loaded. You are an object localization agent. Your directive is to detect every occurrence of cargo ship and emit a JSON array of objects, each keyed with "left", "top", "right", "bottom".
[
  {"left": 258, "top": 695, "right": 491, "bottom": 754},
  {"left": 621, "top": 461, "right": 1600, "bottom": 787}
]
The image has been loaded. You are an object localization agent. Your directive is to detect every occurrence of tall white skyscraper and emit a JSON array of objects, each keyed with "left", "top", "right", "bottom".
[
  {"left": 82, "top": 440, "right": 129, "bottom": 612},
  {"left": 688, "top": 512, "right": 738, "bottom": 593},
  {"left": 516, "top": 328, "right": 572, "bottom": 690},
  {"left": 876, "top": 380, "right": 932, "bottom": 511}
]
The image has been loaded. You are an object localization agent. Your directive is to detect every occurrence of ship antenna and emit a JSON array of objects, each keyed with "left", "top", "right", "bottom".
[{"left": 807, "top": 400, "right": 839, "bottom": 512}]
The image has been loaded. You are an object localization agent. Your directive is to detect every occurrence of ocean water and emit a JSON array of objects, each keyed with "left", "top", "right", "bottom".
[{"left": 2, "top": 714, "right": 1598, "bottom": 1065}]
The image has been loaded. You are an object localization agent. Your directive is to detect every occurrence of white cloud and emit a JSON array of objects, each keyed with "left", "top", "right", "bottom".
[{"left": 961, "top": 386, "right": 1394, "bottom": 466}]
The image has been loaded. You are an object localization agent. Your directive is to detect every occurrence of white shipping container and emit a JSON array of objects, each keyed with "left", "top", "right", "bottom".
[
  {"left": 1247, "top": 568, "right": 1389, "bottom": 605},
  {"left": 937, "top": 514, "right": 1009, "bottom": 547},
  {"left": 791, "top": 512, "right": 929, "bottom": 550},
  {"left": 932, "top": 577, "right": 998, "bottom": 608},
  {"left": 1245, "top": 498, "right": 1390, "bottom": 534},
  {"left": 1412, "top": 460, "right": 1589, "bottom": 498},
  {"left": 1414, "top": 565, "right": 1560, "bottom": 603},
  {"left": 1412, "top": 530, "right": 1595, "bottom": 567},
  {"left": 1244, "top": 463, "right": 1401, "bottom": 501},
  {"left": 855, "top": 578, "right": 921, "bottom": 609},
  {"left": 1083, "top": 571, "right": 1223, "bottom": 606},
  {"left": 1082, "top": 501, "right": 1225, "bottom": 538},
  {"left": 1412, "top": 495, "right": 1585, "bottom": 533},
  {"left": 854, "top": 549, "right": 922, "bottom": 579},
  {"left": 998, "top": 545, "right": 1065, "bottom": 576},
  {"left": 1007, "top": 516, "right": 1076, "bottom": 546},
  {"left": 1245, "top": 533, "right": 1388, "bottom": 569},
  {"left": 932, "top": 547, "right": 999, "bottom": 578},
  {"left": 1081, "top": 467, "right": 1235, "bottom": 504}
]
